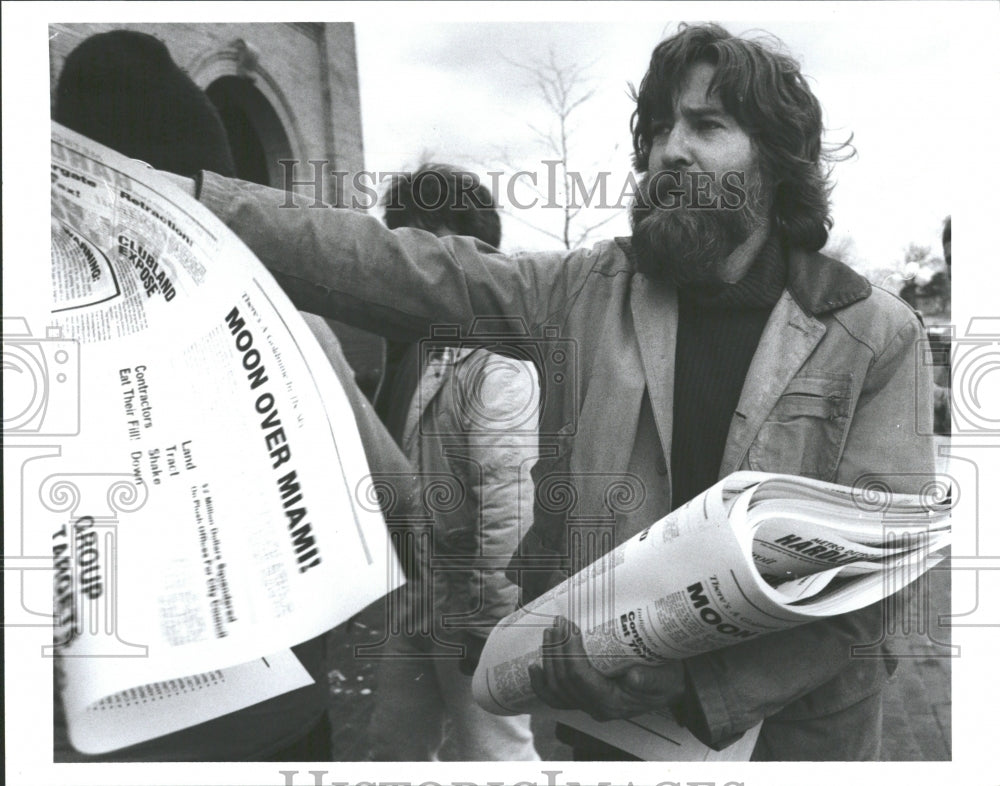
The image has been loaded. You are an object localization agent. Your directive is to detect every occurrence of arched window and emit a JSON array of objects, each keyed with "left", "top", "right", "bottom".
[{"left": 206, "top": 76, "right": 292, "bottom": 188}]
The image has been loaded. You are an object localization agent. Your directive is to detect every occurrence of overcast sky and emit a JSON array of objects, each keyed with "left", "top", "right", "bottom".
[{"left": 354, "top": 11, "right": 990, "bottom": 273}]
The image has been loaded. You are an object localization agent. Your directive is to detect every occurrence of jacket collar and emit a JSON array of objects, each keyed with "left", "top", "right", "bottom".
[
  {"left": 785, "top": 246, "right": 871, "bottom": 316},
  {"left": 616, "top": 237, "right": 873, "bottom": 316}
]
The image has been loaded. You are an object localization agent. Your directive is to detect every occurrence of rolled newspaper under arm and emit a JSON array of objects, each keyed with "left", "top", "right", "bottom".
[{"left": 473, "top": 471, "right": 949, "bottom": 716}]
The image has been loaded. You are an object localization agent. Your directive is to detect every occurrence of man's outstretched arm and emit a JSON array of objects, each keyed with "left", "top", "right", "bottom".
[{"left": 180, "top": 171, "right": 586, "bottom": 342}]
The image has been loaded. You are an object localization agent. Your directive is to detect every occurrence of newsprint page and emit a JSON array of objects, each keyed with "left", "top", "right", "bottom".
[{"left": 3, "top": 3, "right": 1000, "bottom": 786}]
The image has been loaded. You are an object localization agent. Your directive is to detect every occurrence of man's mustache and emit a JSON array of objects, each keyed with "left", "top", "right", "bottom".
[{"left": 635, "top": 170, "right": 750, "bottom": 212}]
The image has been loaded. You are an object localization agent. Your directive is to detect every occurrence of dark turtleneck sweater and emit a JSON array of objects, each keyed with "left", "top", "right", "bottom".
[
  {"left": 556, "top": 235, "right": 789, "bottom": 758},
  {"left": 669, "top": 233, "right": 788, "bottom": 509}
]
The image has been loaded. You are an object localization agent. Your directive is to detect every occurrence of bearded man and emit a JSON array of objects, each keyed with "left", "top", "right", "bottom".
[{"left": 169, "top": 23, "right": 935, "bottom": 760}]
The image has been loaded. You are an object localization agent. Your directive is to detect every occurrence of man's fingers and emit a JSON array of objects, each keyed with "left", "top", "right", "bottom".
[
  {"left": 534, "top": 616, "right": 595, "bottom": 709},
  {"left": 559, "top": 616, "right": 588, "bottom": 658},
  {"left": 621, "top": 662, "right": 686, "bottom": 705},
  {"left": 548, "top": 617, "right": 637, "bottom": 718},
  {"left": 531, "top": 616, "right": 664, "bottom": 720},
  {"left": 549, "top": 617, "right": 597, "bottom": 704},
  {"left": 545, "top": 617, "right": 583, "bottom": 688},
  {"left": 529, "top": 663, "right": 573, "bottom": 709},
  {"left": 540, "top": 617, "right": 576, "bottom": 705},
  {"left": 560, "top": 618, "right": 618, "bottom": 699}
]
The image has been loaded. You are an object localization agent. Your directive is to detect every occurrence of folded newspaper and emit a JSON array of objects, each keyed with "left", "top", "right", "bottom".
[
  {"left": 473, "top": 470, "right": 950, "bottom": 758},
  {"left": 45, "top": 122, "right": 400, "bottom": 754}
]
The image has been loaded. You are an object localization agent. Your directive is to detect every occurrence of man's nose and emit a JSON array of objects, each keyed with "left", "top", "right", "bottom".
[{"left": 656, "top": 124, "right": 693, "bottom": 169}]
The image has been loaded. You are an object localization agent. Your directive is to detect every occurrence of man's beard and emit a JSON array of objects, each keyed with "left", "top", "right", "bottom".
[{"left": 630, "top": 165, "right": 771, "bottom": 287}]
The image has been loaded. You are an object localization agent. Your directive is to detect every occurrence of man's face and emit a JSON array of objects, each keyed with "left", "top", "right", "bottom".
[
  {"left": 648, "top": 61, "right": 756, "bottom": 182},
  {"left": 631, "top": 61, "right": 773, "bottom": 286}
]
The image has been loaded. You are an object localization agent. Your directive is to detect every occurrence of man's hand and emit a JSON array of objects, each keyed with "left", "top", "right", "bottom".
[{"left": 527, "top": 616, "right": 686, "bottom": 721}]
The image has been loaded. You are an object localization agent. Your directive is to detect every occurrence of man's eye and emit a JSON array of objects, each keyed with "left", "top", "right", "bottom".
[
  {"left": 651, "top": 123, "right": 672, "bottom": 137},
  {"left": 698, "top": 120, "right": 724, "bottom": 131}
]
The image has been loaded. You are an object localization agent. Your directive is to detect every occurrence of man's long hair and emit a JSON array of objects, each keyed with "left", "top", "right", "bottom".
[{"left": 631, "top": 23, "right": 849, "bottom": 251}]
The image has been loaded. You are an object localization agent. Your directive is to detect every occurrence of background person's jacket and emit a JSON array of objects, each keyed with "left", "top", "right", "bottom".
[{"left": 398, "top": 346, "right": 539, "bottom": 647}]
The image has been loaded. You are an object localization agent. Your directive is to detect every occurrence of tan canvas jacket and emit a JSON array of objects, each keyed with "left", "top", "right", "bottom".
[{"left": 198, "top": 171, "right": 936, "bottom": 757}]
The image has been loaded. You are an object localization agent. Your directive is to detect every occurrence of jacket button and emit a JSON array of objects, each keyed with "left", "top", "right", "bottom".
[{"left": 656, "top": 456, "right": 669, "bottom": 476}]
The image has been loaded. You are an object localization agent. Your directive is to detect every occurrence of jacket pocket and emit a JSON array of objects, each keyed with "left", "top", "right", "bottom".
[{"left": 748, "top": 374, "right": 852, "bottom": 480}]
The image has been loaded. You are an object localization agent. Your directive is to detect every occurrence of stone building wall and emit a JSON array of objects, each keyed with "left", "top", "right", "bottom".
[
  {"left": 49, "top": 22, "right": 385, "bottom": 395},
  {"left": 49, "top": 22, "right": 364, "bottom": 196}
]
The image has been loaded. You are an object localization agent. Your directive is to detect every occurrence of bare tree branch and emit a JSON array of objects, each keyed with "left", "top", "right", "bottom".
[
  {"left": 498, "top": 48, "right": 622, "bottom": 249},
  {"left": 573, "top": 212, "right": 622, "bottom": 246},
  {"left": 500, "top": 206, "right": 566, "bottom": 244}
]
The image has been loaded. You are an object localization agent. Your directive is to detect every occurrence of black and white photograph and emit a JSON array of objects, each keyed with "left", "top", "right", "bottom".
[{"left": 3, "top": 2, "right": 999, "bottom": 785}]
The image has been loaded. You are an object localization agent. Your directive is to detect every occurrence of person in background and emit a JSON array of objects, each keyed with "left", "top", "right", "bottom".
[
  {"left": 367, "top": 165, "right": 540, "bottom": 761},
  {"left": 933, "top": 216, "right": 952, "bottom": 435},
  {"left": 52, "top": 29, "right": 420, "bottom": 761}
]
